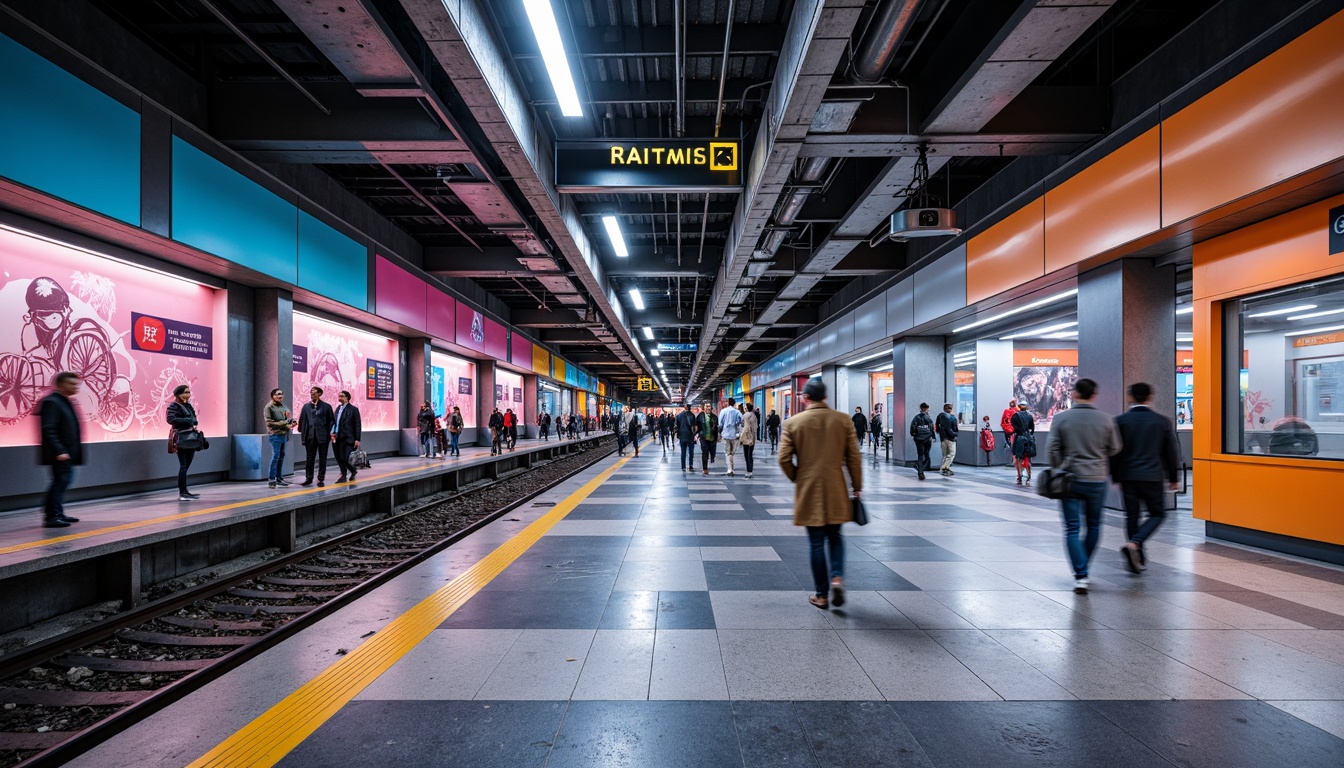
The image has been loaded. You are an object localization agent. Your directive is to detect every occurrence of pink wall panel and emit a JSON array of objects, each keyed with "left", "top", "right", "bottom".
[
  {"left": 455, "top": 302, "right": 508, "bottom": 360},
  {"left": 427, "top": 291, "right": 455, "bottom": 342},
  {"left": 374, "top": 256, "right": 427, "bottom": 331},
  {"left": 510, "top": 333, "right": 532, "bottom": 367}
]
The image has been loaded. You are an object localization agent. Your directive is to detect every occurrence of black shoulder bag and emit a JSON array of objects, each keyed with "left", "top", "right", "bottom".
[{"left": 1036, "top": 428, "right": 1074, "bottom": 500}]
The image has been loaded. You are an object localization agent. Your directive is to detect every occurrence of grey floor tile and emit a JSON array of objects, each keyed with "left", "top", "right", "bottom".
[
  {"left": 878, "top": 592, "right": 978, "bottom": 630},
  {"left": 926, "top": 590, "right": 1104, "bottom": 630},
  {"left": 699, "top": 546, "right": 781, "bottom": 561},
  {"left": 823, "top": 591, "right": 920, "bottom": 630},
  {"left": 1145, "top": 591, "right": 1311, "bottom": 629},
  {"left": 1035, "top": 589, "right": 1232, "bottom": 630},
  {"left": 695, "top": 520, "right": 763, "bottom": 536},
  {"left": 704, "top": 560, "right": 804, "bottom": 591},
  {"left": 710, "top": 590, "right": 835, "bottom": 630},
  {"left": 649, "top": 629, "right": 729, "bottom": 700},
  {"left": 566, "top": 505, "right": 645, "bottom": 520},
  {"left": 1120, "top": 629, "right": 1344, "bottom": 700},
  {"left": 356, "top": 629, "right": 522, "bottom": 701},
  {"left": 890, "top": 701, "right": 1172, "bottom": 768},
  {"left": 599, "top": 590, "right": 660, "bottom": 630},
  {"left": 623, "top": 545, "right": 703, "bottom": 561},
  {"left": 1267, "top": 700, "right": 1344, "bottom": 741},
  {"left": 719, "top": 629, "right": 883, "bottom": 700},
  {"left": 615, "top": 559, "right": 709, "bottom": 591},
  {"left": 837, "top": 629, "right": 1002, "bottom": 701},
  {"left": 792, "top": 701, "right": 936, "bottom": 767},
  {"left": 278, "top": 700, "right": 566, "bottom": 768},
  {"left": 474, "top": 629, "right": 595, "bottom": 699},
  {"left": 549, "top": 520, "right": 639, "bottom": 536},
  {"left": 1050, "top": 629, "right": 1250, "bottom": 700},
  {"left": 440, "top": 590, "right": 608, "bottom": 629},
  {"left": 883, "top": 561, "right": 1031, "bottom": 591},
  {"left": 656, "top": 591, "right": 717, "bottom": 629},
  {"left": 1215, "top": 590, "right": 1344, "bottom": 629},
  {"left": 572, "top": 629, "right": 654, "bottom": 700},
  {"left": 986, "top": 630, "right": 1171, "bottom": 700},
  {"left": 1089, "top": 700, "right": 1344, "bottom": 767},
  {"left": 548, "top": 701, "right": 743, "bottom": 768},
  {"left": 925, "top": 629, "right": 1075, "bottom": 701},
  {"left": 1248, "top": 629, "right": 1344, "bottom": 666},
  {"left": 731, "top": 701, "right": 819, "bottom": 768}
]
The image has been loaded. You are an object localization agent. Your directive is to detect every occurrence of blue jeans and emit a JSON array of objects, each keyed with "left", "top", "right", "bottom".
[
  {"left": 268, "top": 434, "right": 287, "bottom": 481},
  {"left": 449, "top": 431, "right": 460, "bottom": 456},
  {"left": 807, "top": 524, "right": 844, "bottom": 596},
  {"left": 680, "top": 439, "right": 695, "bottom": 470},
  {"left": 420, "top": 431, "right": 436, "bottom": 457},
  {"left": 1061, "top": 480, "right": 1108, "bottom": 578}
]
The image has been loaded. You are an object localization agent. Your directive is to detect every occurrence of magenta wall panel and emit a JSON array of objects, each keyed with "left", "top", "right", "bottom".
[
  {"left": 510, "top": 333, "right": 531, "bottom": 367},
  {"left": 428, "top": 291, "right": 456, "bottom": 341},
  {"left": 455, "top": 302, "right": 508, "bottom": 360},
  {"left": 375, "top": 256, "right": 427, "bottom": 330}
]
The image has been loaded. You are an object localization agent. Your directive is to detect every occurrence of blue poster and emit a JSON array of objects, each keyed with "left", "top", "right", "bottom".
[
  {"left": 431, "top": 366, "right": 445, "bottom": 412},
  {"left": 458, "top": 377, "right": 472, "bottom": 395}
]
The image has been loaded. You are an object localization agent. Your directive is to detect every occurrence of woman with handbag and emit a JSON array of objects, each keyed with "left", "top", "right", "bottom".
[
  {"left": 167, "top": 384, "right": 203, "bottom": 500},
  {"left": 1010, "top": 403, "right": 1036, "bottom": 485}
]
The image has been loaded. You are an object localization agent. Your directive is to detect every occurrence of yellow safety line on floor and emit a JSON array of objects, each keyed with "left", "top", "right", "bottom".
[
  {"left": 187, "top": 449, "right": 636, "bottom": 768},
  {"left": 0, "top": 464, "right": 438, "bottom": 557}
]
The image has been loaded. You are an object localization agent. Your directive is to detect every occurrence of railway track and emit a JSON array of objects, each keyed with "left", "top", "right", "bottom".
[{"left": 0, "top": 435, "right": 621, "bottom": 767}]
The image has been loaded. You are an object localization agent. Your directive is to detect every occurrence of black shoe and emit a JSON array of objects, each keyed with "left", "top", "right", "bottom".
[
  {"left": 276, "top": 478, "right": 291, "bottom": 486},
  {"left": 918, "top": 473, "right": 925, "bottom": 480},
  {"left": 335, "top": 476, "right": 347, "bottom": 484},
  {"left": 43, "top": 518, "right": 70, "bottom": 528},
  {"left": 58, "top": 515, "right": 80, "bottom": 523},
  {"left": 317, "top": 480, "right": 325, "bottom": 488},
  {"left": 300, "top": 479, "right": 313, "bottom": 487},
  {"left": 268, "top": 481, "right": 277, "bottom": 488},
  {"left": 1122, "top": 544, "right": 1142, "bottom": 574},
  {"left": 183, "top": 492, "right": 201, "bottom": 499},
  {"left": 349, "top": 470, "right": 357, "bottom": 481}
]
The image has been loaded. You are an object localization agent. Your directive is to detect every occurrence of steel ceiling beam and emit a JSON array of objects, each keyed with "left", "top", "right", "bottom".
[{"left": 510, "top": 23, "right": 787, "bottom": 60}]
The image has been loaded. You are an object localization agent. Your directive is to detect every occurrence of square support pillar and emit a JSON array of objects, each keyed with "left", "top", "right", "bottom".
[
  {"left": 891, "top": 337, "right": 946, "bottom": 466},
  {"left": 1078, "top": 259, "right": 1176, "bottom": 418},
  {"left": 477, "top": 361, "right": 498, "bottom": 447}
]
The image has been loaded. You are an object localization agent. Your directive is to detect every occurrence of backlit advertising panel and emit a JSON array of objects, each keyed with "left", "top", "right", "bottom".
[
  {"left": 430, "top": 350, "right": 476, "bottom": 428},
  {"left": 292, "top": 312, "right": 399, "bottom": 431},
  {"left": 495, "top": 368, "right": 524, "bottom": 424},
  {"left": 454, "top": 303, "right": 508, "bottom": 360},
  {"left": 0, "top": 226, "right": 227, "bottom": 446}
]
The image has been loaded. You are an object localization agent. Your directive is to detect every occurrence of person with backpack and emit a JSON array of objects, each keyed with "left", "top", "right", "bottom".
[
  {"left": 851, "top": 407, "right": 868, "bottom": 450},
  {"left": 935, "top": 403, "right": 960, "bottom": 476},
  {"left": 765, "top": 410, "right": 781, "bottom": 453},
  {"left": 1001, "top": 398, "right": 1018, "bottom": 460},
  {"left": 488, "top": 407, "right": 504, "bottom": 455},
  {"left": 1011, "top": 403, "right": 1037, "bottom": 485},
  {"left": 698, "top": 405, "right": 719, "bottom": 475},
  {"left": 909, "top": 403, "right": 935, "bottom": 481},
  {"left": 447, "top": 406, "right": 464, "bottom": 457},
  {"left": 869, "top": 408, "right": 883, "bottom": 452},
  {"left": 416, "top": 401, "right": 438, "bottom": 459}
]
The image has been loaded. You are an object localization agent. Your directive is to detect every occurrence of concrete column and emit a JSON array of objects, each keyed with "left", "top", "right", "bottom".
[
  {"left": 403, "top": 339, "right": 430, "bottom": 455},
  {"left": 891, "top": 337, "right": 945, "bottom": 465},
  {"left": 1078, "top": 259, "right": 1176, "bottom": 418},
  {"left": 140, "top": 103, "right": 172, "bottom": 237},
  {"left": 477, "top": 361, "right": 497, "bottom": 447},
  {"left": 524, "top": 374, "right": 539, "bottom": 438},
  {"left": 818, "top": 365, "right": 839, "bottom": 411},
  {"left": 975, "top": 339, "right": 1015, "bottom": 466},
  {"left": 253, "top": 288, "right": 294, "bottom": 432},
  {"left": 227, "top": 284, "right": 256, "bottom": 438}
]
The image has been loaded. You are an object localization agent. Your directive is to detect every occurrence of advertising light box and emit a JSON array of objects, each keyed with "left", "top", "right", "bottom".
[
  {"left": 555, "top": 140, "right": 743, "bottom": 193},
  {"left": 495, "top": 369, "right": 525, "bottom": 424},
  {"left": 0, "top": 226, "right": 227, "bottom": 446},
  {"left": 430, "top": 350, "right": 476, "bottom": 428},
  {"left": 293, "top": 312, "right": 399, "bottom": 431}
]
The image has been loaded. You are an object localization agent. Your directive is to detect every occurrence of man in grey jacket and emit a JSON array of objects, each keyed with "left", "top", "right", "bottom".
[{"left": 1047, "top": 378, "right": 1122, "bottom": 594}]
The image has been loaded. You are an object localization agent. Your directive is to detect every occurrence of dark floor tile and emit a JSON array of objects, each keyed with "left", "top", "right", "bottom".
[
  {"left": 637, "top": 507, "right": 702, "bottom": 520},
  {"left": 836, "top": 535, "right": 933, "bottom": 548},
  {"left": 656, "top": 590, "right": 716, "bottom": 629},
  {"left": 631, "top": 535, "right": 703, "bottom": 547},
  {"left": 891, "top": 701, "right": 1171, "bottom": 768},
  {"left": 1088, "top": 700, "right": 1344, "bottom": 768},
  {"left": 1089, "top": 561, "right": 1245, "bottom": 593},
  {"left": 703, "top": 560, "right": 804, "bottom": 591},
  {"left": 481, "top": 556, "right": 620, "bottom": 592},
  {"left": 567, "top": 505, "right": 645, "bottom": 520},
  {"left": 548, "top": 701, "right": 743, "bottom": 768},
  {"left": 731, "top": 701, "right": 818, "bottom": 768},
  {"left": 279, "top": 700, "right": 565, "bottom": 768},
  {"left": 1210, "top": 590, "right": 1344, "bottom": 629},
  {"left": 771, "top": 541, "right": 880, "bottom": 564},
  {"left": 793, "top": 701, "right": 934, "bottom": 767},
  {"left": 440, "top": 589, "right": 609, "bottom": 629},
  {"left": 699, "top": 536, "right": 779, "bottom": 548},
  {"left": 527, "top": 536, "right": 633, "bottom": 552},
  {"left": 878, "top": 505, "right": 1004, "bottom": 522},
  {"left": 775, "top": 557, "right": 920, "bottom": 591},
  {"left": 600, "top": 590, "right": 660, "bottom": 629},
  {"left": 854, "top": 545, "right": 967, "bottom": 562}
]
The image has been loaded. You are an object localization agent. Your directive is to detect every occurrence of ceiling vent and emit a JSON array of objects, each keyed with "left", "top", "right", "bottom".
[{"left": 889, "top": 208, "right": 960, "bottom": 239}]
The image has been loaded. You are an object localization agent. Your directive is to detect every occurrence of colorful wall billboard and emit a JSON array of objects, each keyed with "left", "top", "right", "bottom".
[
  {"left": 292, "top": 312, "right": 399, "bottom": 431},
  {"left": 0, "top": 226, "right": 227, "bottom": 446},
  {"left": 1012, "top": 349, "right": 1078, "bottom": 426},
  {"left": 495, "top": 368, "right": 525, "bottom": 424},
  {"left": 430, "top": 350, "right": 476, "bottom": 428},
  {"left": 454, "top": 303, "right": 507, "bottom": 360}
]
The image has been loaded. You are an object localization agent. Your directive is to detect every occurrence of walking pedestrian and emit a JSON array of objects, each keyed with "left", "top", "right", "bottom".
[
  {"left": 1113, "top": 382, "right": 1181, "bottom": 574},
  {"left": 539, "top": 411, "right": 551, "bottom": 441},
  {"left": 332, "top": 390, "right": 362, "bottom": 483},
  {"left": 264, "top": 387, "right": 295, "bottom": 488},
  {"left": 936, "top": 403, "right": 959, "bottom": 475},
  {"left": 718, "top": 398, "right": 744, "bottom": 476},
  {"left": 504, "top": 408, "right": 517, "bottom": 450},
  {"left": 488, "top": 407, "right": 504, "bottom": 455},
  {"left": 676, "top": 403, "right": 697, "bottom": 471},
  {"left": 909, "top": 403, "right": 935, "bottom": 480},
  {"left": 168, "top": 383, "right": 204, "bottom": 499},
  {"left": 1048, "top": 378, "right": 1122, "bottom": 594},
  {"left": 624, "top": 408, "right": 641, "bottom": 456},
  {"left": 869, "top": 407, "right": 883, "bottom": 453},
  {"left": 851, "top": 407, "right": 868, "bottom": 450},
  {"left": 741, "top": 402, "right": 759, "bottom": 478},
  {"left": 765, "top": 409, "right": 781, "bottom": 453},
  {"left": 299, "top": 387, "right": 335, "bottom": 487},
  {"left": 37, "top": 371, "right": 82, "bottom": 527},
  {"left": 698, "top": 405, "right": 719, "bottom": 475},
  {"left": 1011, "top": 403, "right": 1036, "bottom": 484},
  {"left": 417, "top": 401, "right": 438, "bottom": 458},
  {"left": 1001, "top": 399, "right": 1018, "bottom": 459},
  {"left": 779, "top": 379, "right": 862, "bottom": 609}
]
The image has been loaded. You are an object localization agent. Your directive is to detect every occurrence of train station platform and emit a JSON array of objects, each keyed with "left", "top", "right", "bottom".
[{"left": 70, "top": 440, "right": 1344, "bottom": 767}]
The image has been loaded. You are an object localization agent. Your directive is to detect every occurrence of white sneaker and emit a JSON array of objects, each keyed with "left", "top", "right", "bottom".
[
  {"left": 746, "top": 472, "right": 753, "bottom": 478},
  {"left": 1073, "top": 578, "right": 1090, "bottom": 594}
]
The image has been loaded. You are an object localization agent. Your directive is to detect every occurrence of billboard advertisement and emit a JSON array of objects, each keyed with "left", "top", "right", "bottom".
[
  {"left": 1012, "top": 349, "right": 1078, "bottom": 426},
  {"left": 292, "top": 312, "right": 399, "bottom": 431},
  {"left": 454, "top": 303, "right": 508, "bottom": 360},
  {"left": 0, "top": 226, "right": 227, "bottom": 446},
  {"left": 495, "top": 368, "right": 524, "bottom": 424},
  {"left": 430, "top": 350, "right": 476, "bottom": 428}
]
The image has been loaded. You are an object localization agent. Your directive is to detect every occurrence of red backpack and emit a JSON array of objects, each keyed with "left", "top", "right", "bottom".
[{"left": 979, "top": 426, "right": 996, "bottom": 452}]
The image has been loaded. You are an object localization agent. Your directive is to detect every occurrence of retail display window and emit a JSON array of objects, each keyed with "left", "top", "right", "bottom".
[{"left": 430, "top": 350, "right": 476, "bottom": 428}]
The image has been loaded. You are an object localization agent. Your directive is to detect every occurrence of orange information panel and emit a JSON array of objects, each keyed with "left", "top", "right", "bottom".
[{"left": 1012, "top": 349, "right": 1078, "bottom": 367}]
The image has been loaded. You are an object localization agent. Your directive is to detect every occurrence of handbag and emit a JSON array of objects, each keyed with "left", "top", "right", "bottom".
[
  {"left": 1035, "top": 430, "right": 1073, "bottom": 499},
  {"left": 1022, "top": 433, "right": 1038, "bottom": 458},
  {"left": 851, "top": 495, "right": 869, "bottom": 526},
  {"left": 174, "top": 428, "right": 204, "bottom": 451},
  {"left": 350, "top": 449, "right": 371, "bottom": 469}
]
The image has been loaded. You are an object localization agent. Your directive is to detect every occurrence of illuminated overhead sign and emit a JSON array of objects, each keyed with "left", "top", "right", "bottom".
[
  {"left": 657, "top": 343, "right": 697, "bottom": 351},
  {"left": 555, "top": 140, "right": 742, "bottom": 193},
  {"left": 636, "top": 377, "right": 659, "bottom": 391}
]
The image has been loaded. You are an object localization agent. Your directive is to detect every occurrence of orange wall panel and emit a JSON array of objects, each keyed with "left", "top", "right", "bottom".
[
  {"left": 966, "top": 197, "right": 1044, "bottom": 305},
  {"left": 1201, "top": 458, "right": 1344, "bottom": 546},
  {"left": 1162, "top": 10, "right": 1344, "bottom": 225},
  {"left": 1193, "top": 195, "right": 1344, "bottom": 301},
  {"left": 1044, "top": 128, "right": 1161, "bottom": 272}
]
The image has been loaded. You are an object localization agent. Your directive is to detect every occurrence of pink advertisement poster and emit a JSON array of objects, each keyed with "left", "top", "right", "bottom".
[
  {"left": 292, "top": 312, "right": 399, "bottom": 431},
  {"left": 495, "top": 369, "right": 524, "bottom": 424},
  {"left": 430, "top": 350, "right": 476, "bottom": 428},
  {"left": 0, "top": 226, "right": 227, "bottom": 446},
  {"left": 454, "top": 303, "right": 508, "bottom": 360}
]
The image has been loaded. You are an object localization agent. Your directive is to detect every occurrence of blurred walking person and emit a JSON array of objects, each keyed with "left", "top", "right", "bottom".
[
  {"left": 741, "top": 402, "right": 759, "bottom": 478},
  {"left": 1011, "top": 403, "right": 1036, "bottom": 484},
  {"left": 1113, "top": 382, "right": 1181, "bottom": 574},
  {"left": 936, "top": 403, "right": 959, "bottom": 476},
  {"left": 698, "top": 405, "right": 719, "bottom": 475},
  {"left": 676, "top": 403, "right": 697, "bottom": 472},
  {"left": 1048, "top": 378, "right": 1122, "bottom": 594},
  {"left": 779, "top": 379, "right": 862, "bottom": 609},
  {"left": 37, "top": 371, "right": 82, "bottom": 527},
  {"left": 718, "top": 398, "right": 744, "bottom": 475},
  {"left": 765, "top": 410, "right": 781, "bottom": 453},
  {"left": 851, "top": 407, "right": 868, "bottom": 451}
]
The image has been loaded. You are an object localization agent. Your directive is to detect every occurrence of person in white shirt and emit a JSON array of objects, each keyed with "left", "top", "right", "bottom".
[{"left": 718, "top": 398, "right": 745, "bottom": 475}]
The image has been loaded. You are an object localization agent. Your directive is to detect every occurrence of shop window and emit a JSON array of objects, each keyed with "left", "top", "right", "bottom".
[{"left": 1230, "top": 275, "right": 1344, "bottom": 460}]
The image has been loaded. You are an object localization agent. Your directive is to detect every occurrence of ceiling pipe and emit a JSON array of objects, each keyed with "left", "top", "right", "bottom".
[
  {"left": 199, "top": 0, "right": 330, "bottom": 115},
  {"left": 853, "top": 0, "right": 924, "bottom": 83},
  {"left": 713, "top": 0, "right": 738, "bottom": 138}
]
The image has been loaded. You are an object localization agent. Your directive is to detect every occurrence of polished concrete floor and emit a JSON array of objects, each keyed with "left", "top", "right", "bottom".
[{"left": 72, "top": 437, "right": 1344, "bottom": 767}]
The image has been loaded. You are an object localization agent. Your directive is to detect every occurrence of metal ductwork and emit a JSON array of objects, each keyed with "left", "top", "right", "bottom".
[{"left": 853, "top": 0, "right": 924, "bottom": 84}]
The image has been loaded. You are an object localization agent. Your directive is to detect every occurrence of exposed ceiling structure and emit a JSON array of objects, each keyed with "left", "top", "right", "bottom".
[{"left": 81, "top": 0, "right": 1223, "bottom": 402}]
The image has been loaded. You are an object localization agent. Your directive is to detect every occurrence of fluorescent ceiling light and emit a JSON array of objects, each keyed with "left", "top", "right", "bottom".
[
  {"left": 843, "top": 350, "right": 889, "bottom": 366},
  {"left": 1175, "top": 306, "right": 1194, "bottom": 315},
  {"left": 651, "top": 349, "right": 660, "bottom": 357},
  {"left": 1285, "top": 323, "right": 1344, "bottom": 337},
  {"left": 953, "top": 289, "right": 1078, "bottom": 333},
  {"left": 1287, "top": 307, "right": 1344, "bottom": 321},
  {"left": 998, "top": 321, "right": 1078, "bottom": 341},
  {"left": 1176, "top": 334, "right": 1194, "bottom": 341},
  {"left": 657, "top": 362, "right": 664, "bottom": 368},
  {"left": 522, "top": 0, "right": 583, "bottom": 117},
  {"left": 601, "top": 215, "right": 629, "bottom": 257},
  {"left": 1041, "top": 331, "right": 1078, "bottom": 339},
  {"left": 871, "top": 363, "right": 894, "bottom": 372},
  {"left": 642, "top": 326, "right": 654, "bottom": 340},
  {"left": 1247, "top": 304, "right": 1316, "bottom": 318},
  {"left": 628, "top": 288, "right": 645, "bottom": 311},
  {"left": 952, "top": 352, "right": 976, "bottom": 360}
]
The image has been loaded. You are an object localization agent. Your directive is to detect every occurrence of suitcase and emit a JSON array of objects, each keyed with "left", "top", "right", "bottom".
[{"left": 350, "top": 449, "right": 371, "bottom": 469}]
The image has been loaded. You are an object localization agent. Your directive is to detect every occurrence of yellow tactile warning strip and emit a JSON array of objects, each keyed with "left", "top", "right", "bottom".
[
  {"left": 0, "top": 465, "right": 438, "bottom": 557},
  {"left": 187, "top": 449, "right": 635, "bottom": 768}
]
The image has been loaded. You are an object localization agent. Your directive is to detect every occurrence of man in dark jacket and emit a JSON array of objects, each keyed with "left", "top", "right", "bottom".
[
  {"left": 851, "top": 407, "right": 868, "bottom": 448},
  {"left": 909, "top": 403, "right": 936, "bottom": 480},
  {"left": 765, "top": 410, "right": 781, "bottom": 452},
  {"left": 935, "top": 403, "right": 959, "bottom": 476},
  {"left": 332, "top": 390, "right": 363, "bottom": 484},
  {"left": 37, "top": 371, "right": 83, "bottom": 527},
  {"left": 298, "top": 386, "right": 335, "bottom": 487},
  {"left": 1112, "top": 382, "right": 1181, "bottom": 574},
  {"left": 488, "top": 408, "right": 505, "bottom": 455},
  {"left": 675, "top": 403, "right": 698, "bottom": 472}
]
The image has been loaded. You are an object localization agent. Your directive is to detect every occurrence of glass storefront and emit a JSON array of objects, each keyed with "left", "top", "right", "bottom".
[
  {"left": 430, "top": 350, "right": 476, "bottom": 427},
  {"left": 1231, "top": 275, "right": 1344, "bottom": 460},
  {"left": 495, "top": 368, "right": 525, "bottom": 425}
]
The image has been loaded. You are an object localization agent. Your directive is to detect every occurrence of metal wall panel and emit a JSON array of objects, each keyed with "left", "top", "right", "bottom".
[
  {"left": 835, "top": 311, "right": 855, "bottom": 355},
  {"left": 913, "top": 245, "right": 968, "bottom": 327},
  {"left": 852, "top": 295, "right": 886, "bottom": 348},
  {"left": 886, "top": 279, "right": 914, "bottom": 336}
]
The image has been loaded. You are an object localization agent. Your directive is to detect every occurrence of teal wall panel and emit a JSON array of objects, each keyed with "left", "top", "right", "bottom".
[
  {"left": 171, "top": 137, "right": 297, "bottom": 283},
  {"left": 0, "top": 33, "right": 140, "bottom": 224},
  {"left": 298, "top": 211, "right": 367, "bottom": 310}
]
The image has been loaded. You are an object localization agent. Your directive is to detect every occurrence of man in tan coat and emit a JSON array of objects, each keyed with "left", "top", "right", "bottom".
[{"left": 779, "top": 379, "right": 863, "bottom": 609}]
